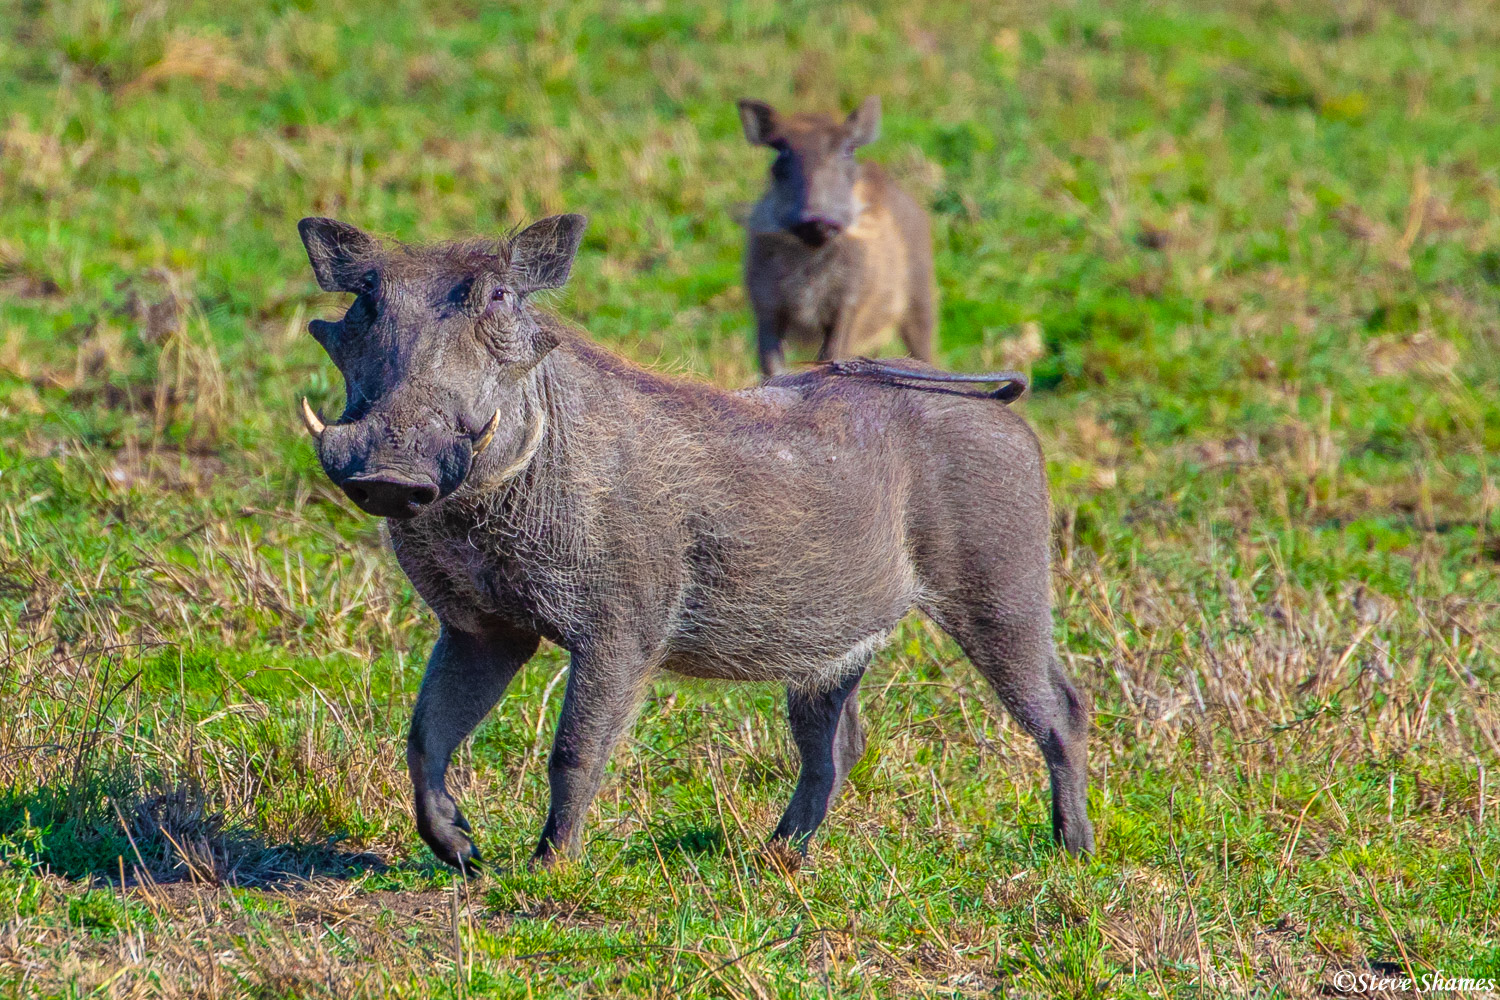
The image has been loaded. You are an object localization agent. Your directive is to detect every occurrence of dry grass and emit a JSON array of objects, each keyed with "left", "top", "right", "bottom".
[{"left": 1, "top": 482, "right": 1495, "bottom": 996}]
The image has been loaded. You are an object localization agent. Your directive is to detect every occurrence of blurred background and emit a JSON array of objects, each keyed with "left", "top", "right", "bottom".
[{"left": 1, "top": 1, "right": 1498, "bottom": 996}]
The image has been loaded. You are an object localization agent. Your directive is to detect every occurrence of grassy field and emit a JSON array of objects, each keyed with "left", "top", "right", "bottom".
[{"left": 2, "top": 0, "right": 1499, "bottom": 996}]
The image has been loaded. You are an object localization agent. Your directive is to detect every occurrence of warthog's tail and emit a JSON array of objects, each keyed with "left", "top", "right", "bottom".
[{"left": 821, "top": 357, "right": 1028, "bottom": 403}]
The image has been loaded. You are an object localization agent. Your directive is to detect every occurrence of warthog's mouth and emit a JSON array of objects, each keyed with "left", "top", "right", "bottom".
[{"left": 298, "top": 399, "right": 506, "bottom": 518}]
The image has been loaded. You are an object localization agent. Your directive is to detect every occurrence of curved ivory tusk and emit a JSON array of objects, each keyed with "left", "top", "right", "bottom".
[
  {"left": 493, "top": 410, "right": 546, "bottom": 484},
  {"left": 300, "top": 398, "right": 326, "bottom": 440},
  {"left": 471, "top": 409, "right": 502, "bottom": 456}
]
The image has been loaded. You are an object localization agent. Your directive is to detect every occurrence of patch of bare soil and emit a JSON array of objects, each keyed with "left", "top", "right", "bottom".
[{"left": 1366, "top": 331, "right": 1459, "bottom": 377}]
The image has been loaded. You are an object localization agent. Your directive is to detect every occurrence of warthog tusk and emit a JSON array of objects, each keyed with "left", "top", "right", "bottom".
[
  {"left": 300, "top": 398, "right": 325, "bottom": 440},
  {"left": 494, "top": 410, "right": 546, "bottom": 483},
  {"left": 470, "top": 408, "right": 547, "bottom": 486},
  {"left": 471, "top": 409, "right": 502, "bottom": 456}
]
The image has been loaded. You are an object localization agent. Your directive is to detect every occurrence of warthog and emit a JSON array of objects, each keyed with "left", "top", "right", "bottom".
[
  {"left": 739, "top": 96, "right": 937, "bottom": 377},
  {"left": 295, "top": 214, "right": 1094, "bottom": 873}
]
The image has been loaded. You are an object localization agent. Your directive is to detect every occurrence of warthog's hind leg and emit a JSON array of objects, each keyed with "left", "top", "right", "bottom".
[
  {"left": 945, "top": 613, "right": 1094, "bottom": 855},
  {"left": 408, "top": 624, "right": 539, "bottom": 875},
  {"left": 770, "top": 664, "right": 868, "bottom": 852},
  {"left": 898, "top": 276, "right": 936, "bottom": 363}
]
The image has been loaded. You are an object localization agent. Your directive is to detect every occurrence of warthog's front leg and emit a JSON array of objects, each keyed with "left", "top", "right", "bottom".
[
  {"left": 771, "top": 665, "right": 867, "bottom": 852},
  {"left": 408, "top": 624, "right": 539, "bottom": 875},
  {"left": 756, "top": 315, "right": 788, "bottom": 378},
  {"left": 533, "top": 652, "right": 649, "bottom": 868}
]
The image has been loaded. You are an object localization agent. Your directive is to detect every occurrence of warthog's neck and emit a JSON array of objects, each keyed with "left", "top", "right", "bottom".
[
  {"left": 432, "top": 329, "right": 651, "bottom": 523},
  {"left": 487, "top": 338, "right": 593, "bottom": 493}
]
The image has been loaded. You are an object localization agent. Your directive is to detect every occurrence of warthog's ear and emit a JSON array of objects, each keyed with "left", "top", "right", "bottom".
[
  {"left": 298, "top": 218, "right": 381, "bottom": 293},
  {"left": 737, "top": 99, "right": 779, "bottom": 146},
  {"left": 844, "top": 96, "right": 881, "bottom": 149},
  {"left": 509, "top": 214, "right": 587, "bottom": 294}
]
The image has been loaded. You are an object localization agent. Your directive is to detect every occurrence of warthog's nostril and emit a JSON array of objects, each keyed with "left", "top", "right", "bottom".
[
  {"left": 791, "top": 217, "right": 842, "bottom": 246},
  {"left": 341, "top": 475, "right": 440, "bottom": 518}
]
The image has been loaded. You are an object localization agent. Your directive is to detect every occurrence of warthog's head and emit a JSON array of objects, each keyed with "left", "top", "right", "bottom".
[
  {"left": 737, "top": 96, "right": 881, "bottom": 247},
  {"left": 296, "top": 214, "right": 586, "bottom": 518}
]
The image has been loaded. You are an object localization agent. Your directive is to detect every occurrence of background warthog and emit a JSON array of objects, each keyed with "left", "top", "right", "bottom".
[
  {"left": 739, "top": 96, "right": 937, "bottom": 377},
  {"left": 296, "top": 214, "right": 1093, "bottom": 873}
]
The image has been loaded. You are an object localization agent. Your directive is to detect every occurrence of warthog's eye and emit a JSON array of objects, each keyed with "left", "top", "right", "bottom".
[{"left": 490, "top": 287, "right": 511, "bottom": 305}]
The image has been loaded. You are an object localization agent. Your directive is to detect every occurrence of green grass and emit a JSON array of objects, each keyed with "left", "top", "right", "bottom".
[{"left": 2, "top": 0, "right": 1499, "bottom": 995}]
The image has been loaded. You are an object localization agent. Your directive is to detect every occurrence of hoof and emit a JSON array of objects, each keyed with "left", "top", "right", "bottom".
[
  {"left": 451, "top": 843, "right": 485, "bottom": 878},
  {"left": 1056, "top": 819, "right": 1096, "bottom": 857},
  {"left": 417, "top": 797, "right": 484, "bottom": 876},
  {"left": 431, "top": 829, "right": 484, "bottom": 877}
]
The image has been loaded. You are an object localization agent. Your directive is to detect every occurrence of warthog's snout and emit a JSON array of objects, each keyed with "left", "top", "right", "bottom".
[
  {"left": 301, "top": 398, "right": 495, "bottom": 520},
  {"left": 792, "top": 215, "right": 843, "bottom": 246},
  {"left": 341, "top": 472, "right": 440, "bottom": 518}
]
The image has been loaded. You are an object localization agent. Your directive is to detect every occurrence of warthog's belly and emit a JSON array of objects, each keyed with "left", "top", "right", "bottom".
[
  {"left": 658, "top": 541, "right": 921, "bottom": 690},
  {"left": 659, "top": 629, "right": 896, "bottom": 692}
]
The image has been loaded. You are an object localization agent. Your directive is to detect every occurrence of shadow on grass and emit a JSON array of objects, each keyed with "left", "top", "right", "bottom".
[
  {"left": 621, "top": 823, "right": 726, "bottom": 865},
  {"left": 0, "top": 771, "right": 387, "bottom": 888}
]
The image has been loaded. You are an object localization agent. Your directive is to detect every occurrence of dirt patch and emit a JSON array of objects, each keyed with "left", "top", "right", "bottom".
[{"left": 1367, "top": 332, "right": 1459, "bottom": 377}]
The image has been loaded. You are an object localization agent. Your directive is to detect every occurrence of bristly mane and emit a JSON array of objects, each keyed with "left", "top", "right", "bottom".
[{"left": 337, "top": 233, "right": 542, "bottom": 281}]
